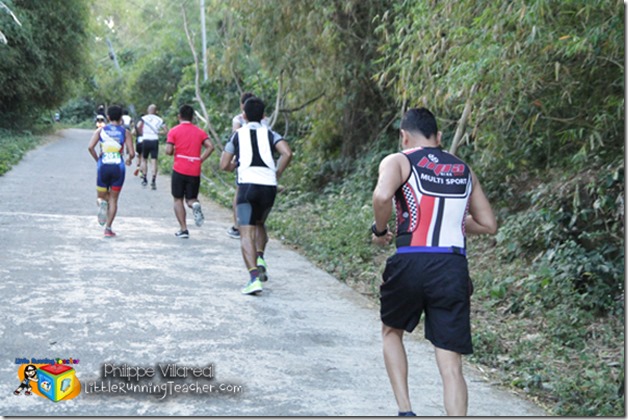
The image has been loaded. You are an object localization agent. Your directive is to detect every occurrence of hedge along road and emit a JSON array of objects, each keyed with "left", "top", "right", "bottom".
[{"left": 0, "top": 129, "right": 546, "bottom": 416}]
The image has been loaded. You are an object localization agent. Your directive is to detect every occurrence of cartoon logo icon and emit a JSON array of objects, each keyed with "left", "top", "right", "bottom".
[
  {"left": 36, "top": 364, "right": 78, "bottom": 402},
  {"left": 15, "top": 363, "right": 81, "bottom": 402},
  {"left": 14, "top": 364, "right": 38, "bottom": 396}
]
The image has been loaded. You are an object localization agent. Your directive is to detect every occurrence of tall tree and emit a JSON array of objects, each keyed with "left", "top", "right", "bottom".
[{"left": 0, "top": 0, "right": 90, "bottom": 124}]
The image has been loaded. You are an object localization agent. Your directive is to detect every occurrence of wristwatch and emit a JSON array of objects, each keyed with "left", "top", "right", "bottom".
[{"left": 371, "top": 222, "right": 388, "bottom": 237}]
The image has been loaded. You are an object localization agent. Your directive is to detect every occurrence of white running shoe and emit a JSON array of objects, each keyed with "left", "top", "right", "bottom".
[
  {"left": 192, "top": 202, "right": 204, "bottom": 227},
  {"left": 97, "top": 199, "right": 108, "bottom": 227}
]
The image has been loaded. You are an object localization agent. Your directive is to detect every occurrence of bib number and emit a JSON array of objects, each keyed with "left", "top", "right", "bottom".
[{"left": 102, "top": 152, "right": 121, "bottom": 164}]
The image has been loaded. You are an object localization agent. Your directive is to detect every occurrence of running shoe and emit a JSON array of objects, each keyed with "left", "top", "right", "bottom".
[
  {"left": 257, "top": 256, "right": 268, "bottom": 282},
  {"left": 398, "top": 412, "right": 417, "bottom": 417},
  {"left": 227, "top": 226, "right": 240, "bottom": 239},
  {"left": 192, "top": 202, "right": 204, "bottom": 227},
  {"left": 133, "top": 168, "right": 140, "bottom": 176},
  {"left": 175, "top": 230, "right": 189, "bottom": 239},
  {"left": 151, "top": 180, "right": 156, "bottom": 190},
  {"left": 241, "top": 278, "right": 263, "bottom": 295},
  {"left": 141, "top": 178, "right": 148, "bottom": 187},
  {"left": 97, "top": 199, "right": 108, "bottom": 226},
  {"left": 104, "top": 227, "right": 116, "bottom": 237}
]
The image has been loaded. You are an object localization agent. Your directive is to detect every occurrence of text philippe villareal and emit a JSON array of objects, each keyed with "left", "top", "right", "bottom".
[{"left": 83, "top": 363, "right": 244, "bottom": 400}]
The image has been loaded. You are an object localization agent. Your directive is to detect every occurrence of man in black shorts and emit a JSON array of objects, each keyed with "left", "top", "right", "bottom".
[
  {"left": 372, "top": 108, "right": 497, "bottom": 416},
  {"left": 138, "top": 104, "right": 168, "bottom": 190},
  {"left": 219, "top": 97, "right": 292, "bottom": 295},
  {"left": 165, "top": 105, "right": 214, "bottom": 238},
  {"left": 132, "top": 114, "right": 144, "bottom": 177}
]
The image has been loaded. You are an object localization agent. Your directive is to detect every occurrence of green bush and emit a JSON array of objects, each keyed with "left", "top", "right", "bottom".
[{"left": 0, "top": 129, "right": 45, "bottom": 176}]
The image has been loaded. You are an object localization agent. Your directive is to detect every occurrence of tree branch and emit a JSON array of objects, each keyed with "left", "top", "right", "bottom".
[
  {"left": 181, "top": 3, "right": 223, "bottom": 152},
  {"left": 278, "top": 92, "right": 325, "bottom": 113},
  {"left": 269, "top": 71, "right": 283, "bottom": 128},
  {"left": 449, "top": 83, "right": 478, "bottom": 156}
]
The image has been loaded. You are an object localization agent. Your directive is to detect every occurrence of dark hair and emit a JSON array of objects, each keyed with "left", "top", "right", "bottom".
[
  {"left": 179, "top": 104, "right": 194, "bottom": 121},
  {"left": 107, "top": 105, "right": 123, "bottom": 122},
  {"left": 243, "top": 97, "right": 265, "bottom": 123},
  {"left": 240, "top": 92, "right": 255, "bottom": 105},
  {"left": 24, "top": 364, "right": 37, "bottom": 376},
  {"left": 400, "top": 108, "right": 438, "bottom": 139}
]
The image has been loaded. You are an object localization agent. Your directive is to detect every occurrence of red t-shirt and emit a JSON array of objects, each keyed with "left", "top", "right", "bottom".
[{"left": 167, "top": 122, "right": 209, "bottom": 176}]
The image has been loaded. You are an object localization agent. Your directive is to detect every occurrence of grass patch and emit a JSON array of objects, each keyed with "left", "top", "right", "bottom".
[{"left": 0, "top": 129, "right": 48, "bottom": 176}]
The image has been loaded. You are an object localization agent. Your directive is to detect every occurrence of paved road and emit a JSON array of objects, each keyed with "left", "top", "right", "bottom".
[{"left": 0, "top": 129, "right": 546, "bottom": 416}]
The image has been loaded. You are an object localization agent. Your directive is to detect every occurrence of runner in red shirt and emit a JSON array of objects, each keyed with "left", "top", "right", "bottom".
[{"left": 165, "top": 105, "right": 214, "bottom": 238}]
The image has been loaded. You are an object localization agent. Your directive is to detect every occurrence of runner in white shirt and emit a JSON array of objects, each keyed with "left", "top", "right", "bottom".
[
  {"left": 137, "top": 104, "right": 168, "bottom": 190},
  {"left": 227, "top": 92, "right": 269, "bottom": 239}
]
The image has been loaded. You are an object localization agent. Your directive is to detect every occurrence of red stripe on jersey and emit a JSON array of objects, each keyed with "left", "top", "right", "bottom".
[{"left": 411, "top": 195, "right": 435, "bottom": 246}]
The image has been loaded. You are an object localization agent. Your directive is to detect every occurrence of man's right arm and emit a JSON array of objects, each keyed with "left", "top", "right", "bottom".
[
  {"left": 465, "top": 168, "right": 497, "bottom": 235},
  {"left": 274, "top": 140, "right": 293, "bottom": 180},
  {"left": 371, "top": 154, "right": 405, "bottom": 245}
]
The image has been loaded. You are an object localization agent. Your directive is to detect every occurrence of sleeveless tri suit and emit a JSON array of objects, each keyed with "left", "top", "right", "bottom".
[
  {"left": 380, "top": 146, "right": 475, "bottom": 354},
  {"left": 96, "top": 124, "right": 126, "bottom": 192}
]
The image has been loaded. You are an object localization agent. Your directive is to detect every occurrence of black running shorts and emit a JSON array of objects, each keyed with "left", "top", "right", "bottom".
[
  {"left": 142, "top": 139, "right": 159, "bottom": 159},
  {"left": 171, "top": 170, "right": 200, "bottom": 200},
  {"left": 236, "top": 183, "right": 277, "bottom": 226},
  {"left": 380, "top": 252, "right": 473, "bottom": 355},
  {"left": 136, "top": 140, "right": 143, "bottom": 156}
]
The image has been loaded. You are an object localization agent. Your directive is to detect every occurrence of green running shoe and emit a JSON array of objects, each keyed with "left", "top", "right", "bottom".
[
  {"left": 256, "top": 256, "right": 268, "bottom": 282},
  {"left": 241, "top": 278, "right": 263, "bottom": 295}
]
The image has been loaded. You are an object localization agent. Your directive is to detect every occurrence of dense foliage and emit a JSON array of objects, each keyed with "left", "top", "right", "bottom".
[
  {"left": 8, "top": 0, "right": 624, "bottom": 415},
  {"left": 200, "top": 1, "right": 624, "bottom": 415},
  {"left": 0, "top": 0, "right": 90, "bottom": 126}
]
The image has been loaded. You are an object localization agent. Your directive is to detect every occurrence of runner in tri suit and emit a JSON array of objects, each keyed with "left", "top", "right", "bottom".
[
  {"left": 220, "top": 97, "right": 292, "bottom": 295},
  {"left": 372, "top": 107, "right": 496, "bottom": 416},
  {"left": 87, "top": 105, "right": 135, "bottom": 237}
]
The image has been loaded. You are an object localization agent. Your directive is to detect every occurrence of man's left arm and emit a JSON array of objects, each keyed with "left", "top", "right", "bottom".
[
  {"left": 220, "top": 151, "right": 236, "bottom": 171},
  {"left": 165, "top": 143, "right": 174, "bottom": 156},
  {"left": 220, "top": 134, "right": 238, "bottom": 171},
  {"left": 87, "top": 128, "right": 102, "bottom": 162}
]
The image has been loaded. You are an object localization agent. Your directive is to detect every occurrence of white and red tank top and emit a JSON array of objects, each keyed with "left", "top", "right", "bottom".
[{"left": 394, "top": 147, "right": 472, "bottom": 253}]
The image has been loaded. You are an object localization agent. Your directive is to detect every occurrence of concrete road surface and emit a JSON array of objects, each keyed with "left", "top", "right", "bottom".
[{"left": 0, "top": 129, "right": 546, "bottom": 416}]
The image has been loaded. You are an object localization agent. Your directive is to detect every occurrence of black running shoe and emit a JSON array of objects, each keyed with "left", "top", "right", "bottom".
[
  {"left": 175, "top": 230, "right": 189, "bottom": 238},
  {"left": 227, "top": 226, "right": 240, "bottom": 239}
]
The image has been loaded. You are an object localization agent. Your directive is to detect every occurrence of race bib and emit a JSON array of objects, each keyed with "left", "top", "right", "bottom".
[{"left": 102, "top": 152, "right": 121, "bottom": 164}]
